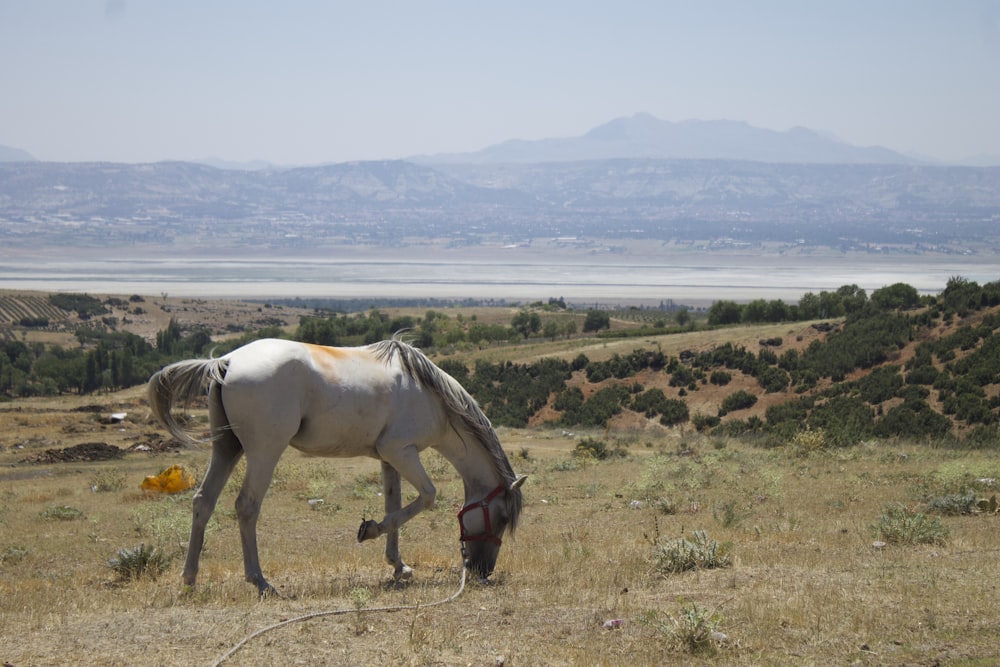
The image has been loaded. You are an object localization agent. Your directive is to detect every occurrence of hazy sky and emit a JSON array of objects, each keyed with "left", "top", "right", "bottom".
[{"left": 2, "top": 1, "right": 999, "bottom": 165}]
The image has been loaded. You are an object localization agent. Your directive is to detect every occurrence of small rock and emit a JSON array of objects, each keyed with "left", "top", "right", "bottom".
[
  {"left": 872, "top": 540, "right": 887, "bottom": 549},
  {"left": 603, "top": 618, "right": 624, "bottom": 629}
]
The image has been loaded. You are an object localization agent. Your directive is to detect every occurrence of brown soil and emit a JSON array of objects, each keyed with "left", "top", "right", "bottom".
[{"left": 22, "top": 441, "right": 125, "bottom": 464}]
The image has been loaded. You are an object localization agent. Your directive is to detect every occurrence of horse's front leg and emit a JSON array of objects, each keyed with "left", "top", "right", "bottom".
[
  {"left": 358, "top": 445, "right": 435, "bottom": 556},
  {"left": 378, "top": 461, "right": 413, "bottom": 580}
]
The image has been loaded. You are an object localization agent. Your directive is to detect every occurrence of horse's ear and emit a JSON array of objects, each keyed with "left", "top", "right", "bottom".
[{"left": 510, "top": 475, "right": 527, "bottom": 490}]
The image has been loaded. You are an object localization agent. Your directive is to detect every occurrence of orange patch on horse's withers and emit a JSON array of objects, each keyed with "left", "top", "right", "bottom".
[{"left": 305, "top": 344, "right": 362, "bottom": 380}]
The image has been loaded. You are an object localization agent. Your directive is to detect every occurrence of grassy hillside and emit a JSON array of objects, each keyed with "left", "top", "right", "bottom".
[{"left": 2, "top": 280, "right": 999, "bottom": 445}]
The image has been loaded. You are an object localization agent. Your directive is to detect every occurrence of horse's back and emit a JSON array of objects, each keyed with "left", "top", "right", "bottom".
[{"left": 218, "top": 339, "right": 429, "bottom": 457}]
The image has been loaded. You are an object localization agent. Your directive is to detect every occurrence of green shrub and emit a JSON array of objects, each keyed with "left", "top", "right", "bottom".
[
  {"left": 39, "top": 505, "right": 85, "bottom": 521},
  {"left": 1, "top": 545, "right": 29, "bottom": 563},
  {"left": 631, "top": 387, "right": 670, "bottom": 418},
  {"left": 664, "top": 601, "right": 725, "bottom": 655},
  {"left": 691, "top": 413, "right": 720, "bottom": 431},
  {"left": 925, "top": 491, "right": 978, "bottom": 516},
  {"left": 709, "top": 370, "right": 732, "bottom": 386},
  {"left": 573, "top": 437, "right": 625, "bottom": 461},
  {"left": 659, "top": 398, "right": 690, "bottom": 427},
  {"left": 107, "top": 543, "right": 171, "bottom": 581},
  {"left": 719, "top": 389, "right": 757, "bottom": 415},
  {"left": 874, "top": 504, "right": 948, "bottom": 545},
  {"left": 653, "top": 530, "right": 732, "bottom": 574}
]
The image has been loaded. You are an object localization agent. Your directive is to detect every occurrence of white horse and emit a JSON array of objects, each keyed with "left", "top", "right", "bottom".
[{"left": 147, "top": 337, "right": 525, "bottom": 595}]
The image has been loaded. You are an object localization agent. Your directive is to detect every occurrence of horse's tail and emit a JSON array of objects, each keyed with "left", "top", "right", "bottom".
[{"left": 147, "top": 357, "right": 229, "bottom": 446}]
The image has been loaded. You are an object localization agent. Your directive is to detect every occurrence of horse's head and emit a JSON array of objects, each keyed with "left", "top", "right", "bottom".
[{"left": 458, "top": 475, "right": 526, "bottom": 580}]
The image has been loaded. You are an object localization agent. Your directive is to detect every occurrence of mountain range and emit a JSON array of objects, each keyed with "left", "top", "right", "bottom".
[
  {"left": 4, "top": 114, "right": 997, "bottom": 167},
  {"left": 413, "top": 114, "right": 920, "bottom": 165},
  {"left": 0, "top": 144, "right": 36, "bottom": 163},
  {"left": 1, "top": 114, "right": 998, "bottom": 254}
]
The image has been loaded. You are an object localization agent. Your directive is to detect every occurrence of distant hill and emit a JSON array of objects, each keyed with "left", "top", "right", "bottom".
[
  {"left": 1, "top": 157, "right": 998, "bottom": 251},
  {"left": 413, "top": 113, "right": 918, "bottom": 165},
  {"left": 0, "top": 144, "right": 37, "bottom": 162},
  {"left": 193, "top": 157, "right": 274, "bottom": 171}
]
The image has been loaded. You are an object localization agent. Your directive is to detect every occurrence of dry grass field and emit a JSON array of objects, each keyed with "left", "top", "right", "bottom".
[{"left": 2, "top": 382, "right": 1000, "bottom": 666}]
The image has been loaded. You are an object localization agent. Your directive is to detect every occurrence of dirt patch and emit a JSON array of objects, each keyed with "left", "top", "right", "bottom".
[
  {"left": 23, "top": 441, "right": 125, "bottom": 464},
  {"left": 126, "top": 435, "right": 184, "bottom": 454}
]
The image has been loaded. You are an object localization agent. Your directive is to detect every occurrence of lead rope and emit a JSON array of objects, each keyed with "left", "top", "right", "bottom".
[{"left": 210, "top": 560, "right": 467, "bottom": 667}]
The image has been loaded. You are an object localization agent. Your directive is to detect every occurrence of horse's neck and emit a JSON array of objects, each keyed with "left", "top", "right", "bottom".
[{"left": 432, "top": 429, "right": 503, "bottom": 499}]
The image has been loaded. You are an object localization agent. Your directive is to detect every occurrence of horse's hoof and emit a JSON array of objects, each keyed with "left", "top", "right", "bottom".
[
  {"left": 357, "top": 519, "right": 380, "bottom": 542},
  {"left": 258, "top": 583, "right": 281, "bottom": 599},
  {"left": 394, "top": 565, "right": 413, "bottom": 581}
]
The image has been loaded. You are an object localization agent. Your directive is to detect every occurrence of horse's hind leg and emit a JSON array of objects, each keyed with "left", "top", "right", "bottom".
[
  {"left": 182, "top": 388, "right": 243, "bottom": 588},
  {"left": 234, "top": 446, "right": 284, "bottom": 596},
  {"left": 381, "top": 461, "right": 412, "bottom": 580}
]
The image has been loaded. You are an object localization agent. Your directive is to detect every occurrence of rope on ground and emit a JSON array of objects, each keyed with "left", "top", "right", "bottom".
[{"left": 211, "top": 564, "right": 468, "bottom": 667}]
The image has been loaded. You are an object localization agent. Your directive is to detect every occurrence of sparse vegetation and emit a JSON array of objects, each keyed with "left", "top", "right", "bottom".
[
  {"left": 663, "top": 600, "right": 727, "bottom": 655},
  {"left": 106, "top": 543, "right": 172, "bottom": 581},
  {"left": 2, "top": 283, "right": 1000, "bottom": 665},
  {"left": 652, "top": 529, "right": 732, "bottom": 574},
  {"left": 39, "top": 504, "right": 85, "bottom": 521},
  {"left": 874, "top": 503, "right": 949, "bottom": 545}
]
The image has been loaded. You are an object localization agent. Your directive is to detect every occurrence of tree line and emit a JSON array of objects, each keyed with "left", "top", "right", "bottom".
[{"left": 2, "top": 278, "right": 999, "bottom": 448}]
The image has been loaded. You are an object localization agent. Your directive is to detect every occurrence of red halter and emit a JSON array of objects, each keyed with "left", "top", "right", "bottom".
[{"left": 458, "top": 484, "right": 506, "bottom": 546}]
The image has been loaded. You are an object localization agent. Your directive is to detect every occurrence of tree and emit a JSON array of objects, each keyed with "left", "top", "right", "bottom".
[
  {"left": 871, "top": 283, "right": 920, "bottom": 311},
  {"left": 583, "top": 310, "right": 610, "bottom": 333},
  {"left": 511, "top": 311, "right": 541, "bottom": 339},
  {"left": 797, "top": 292, "right": 822, "bottom": 319},
  {"left": 941, "top": 275, "right": 981, "bottom": 315},
  {"left": 836, "top": 284, "right": 868, "bottom": 314},
  {"left": 674, "top": 307, "right": 691, "bottom": 327},
  {"left": 707, "top": 300, "right": 742, "bottom": 326}
]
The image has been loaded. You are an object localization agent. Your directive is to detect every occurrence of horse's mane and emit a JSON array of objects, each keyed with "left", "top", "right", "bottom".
[{"left": 370, "top": 337, "right": 522, "bottom": 534}]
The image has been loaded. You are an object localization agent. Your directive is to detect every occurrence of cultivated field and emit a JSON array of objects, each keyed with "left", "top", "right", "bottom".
[{"left": 2, "top": 381, "right": 999, "bottom": 665}]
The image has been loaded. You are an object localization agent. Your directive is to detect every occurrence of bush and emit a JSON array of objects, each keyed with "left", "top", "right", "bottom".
[
  {"left": 0, "top": 546, "right": 29, "bottom": 564},
  {"left": 653, "top": 530, "right": 732, "bottom": 574},
  {"left": 790, "top": 425, "right": 825, "bottom": 451},
  {"left": 664, "top": 601, "right": 726, "bottom": 655},
  {"left": 875, "top": 402, "right": 952, "bottom": 440},
  {"left": 709, "top": 370, "right": 731, "bottom": 386},
  {"left": 925, "top": 491, "right": 978, "bottom": 516},
  {"left": 39, "top": 505, "right": 84, "bottom": 521},
  {"left": 90, "top": 468, "right": 127, "bottom": 493},
  {"left": 107, "top": 543, "right": 172, "bottom": 581},
  {"left": 719, "top": 390, "right": 757, "bottom": 415},
  {"left": 567, "top": 385, "right": 631, "bottom": 427},
  {"left": 573, "top": 437, "right": 625, "bottom": 461},
  {"left": 631, "top": 388, "right": 670, "bottom": 418},
  {"left": 874, "top": 504, "right": 948, "bottom": 545},
  {"left": 756, "top": 366, "right": 790, "bottom": 393},
  {"left": 659, "top": 399, "right": 690, "bottom": 427},
  {"left": 691, "top": 413, "right": 721, "bottom": 431}
]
